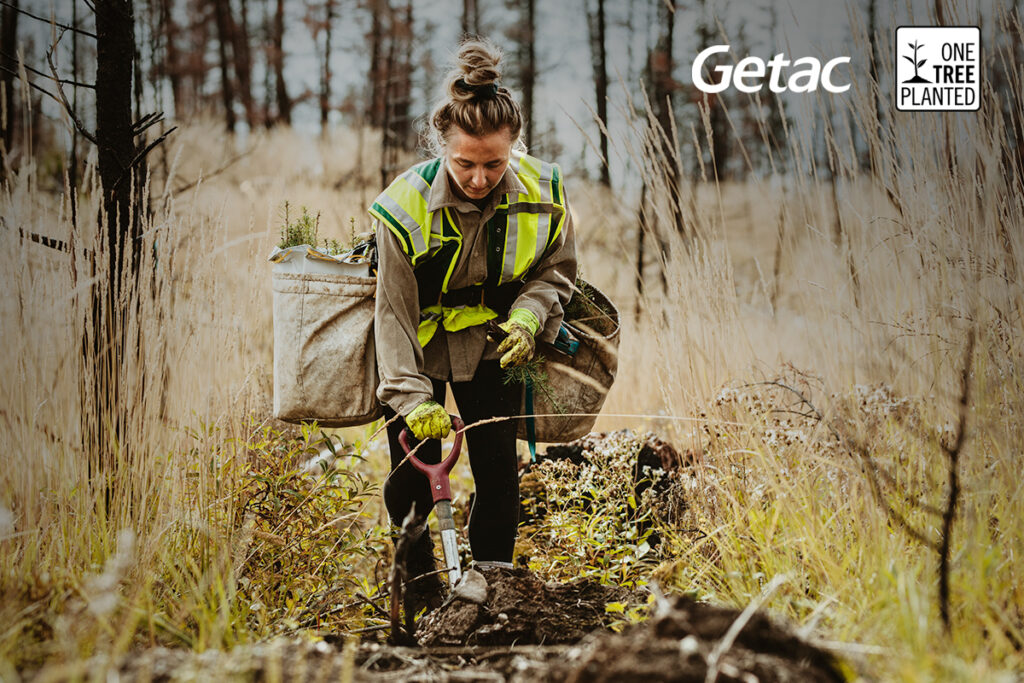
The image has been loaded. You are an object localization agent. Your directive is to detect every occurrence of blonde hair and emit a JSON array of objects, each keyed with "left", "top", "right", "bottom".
[{"left": 428, "top": 38, "right": 524, "bottom": 154}]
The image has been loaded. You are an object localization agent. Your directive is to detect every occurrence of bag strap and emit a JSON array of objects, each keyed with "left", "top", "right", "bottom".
[{"left": 525, "top": 376, "right": 537, "bottom": 463}]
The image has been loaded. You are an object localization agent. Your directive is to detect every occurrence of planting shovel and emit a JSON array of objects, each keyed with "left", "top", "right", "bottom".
[{"left": 399, "top": 416, "right": 465, "bottom": 589}]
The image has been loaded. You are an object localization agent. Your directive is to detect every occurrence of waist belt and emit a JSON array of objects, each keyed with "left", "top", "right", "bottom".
[{"left": 441, "top": 285, "right": 485, "bottom": 308}]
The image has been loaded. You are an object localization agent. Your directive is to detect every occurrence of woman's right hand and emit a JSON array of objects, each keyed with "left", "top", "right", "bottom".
[{"left": 405, "top": 400, "right": 452, "bottom": 440}]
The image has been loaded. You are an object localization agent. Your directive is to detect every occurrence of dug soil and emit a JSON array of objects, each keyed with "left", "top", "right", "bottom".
[
  {"left": 101, "top": 567, "right": 847, "bottom": 681},
  {"left": 414, "top": 566, "right": 643, "bottom": 647},
  {"left": 52, "top": 434, "right": 849, "bottom": 681}
]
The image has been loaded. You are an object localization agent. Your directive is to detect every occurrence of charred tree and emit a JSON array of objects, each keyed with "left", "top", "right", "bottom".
[
  {"left": 1, "top": 0, "right": 19, "bottom": 166},
  {"left": 91, "top": 0, "right": 143, "bottom": 475},
  {"left": 394, "top": 0, "right": 413, "bottom": 148},
  {"left": 696, "top": 0, "right": 728, "bottom": 182},
  {"left": 368, "top": 0, "right": 385, "bottom": 128},
  {"left": 866, "top": 0, "right": 881, "bottom": 171},
  {"left": 649, "top": 0, "right": 685, "bottom": 238},
  {"left": 156, "top": 0, "right": 184, "bottom": 118},
  {"left": 585, "top": 0, "right": 610, "bottom": 186},
  {"left": 320, "top": 0, "right": 335, "bottom": 134},
  {"left": 271, "top": 0, "right": 290, "bottom": 125},
  {"left": 521, "top": 0, "right": 535, "bottom": 150},
  {"left": 232, "top": 0, "right": 256, "bottom": 128},
  {"left": 212, "top": 0, "right": 237, "bottom": 132},
  {"left": 462, "top": 0, "right": 479, "bottom": 37}
]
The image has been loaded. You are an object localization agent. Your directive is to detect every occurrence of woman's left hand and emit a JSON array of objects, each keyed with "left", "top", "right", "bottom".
[{"left": 496, "top": 309, "right": 540, "bottom": 368}]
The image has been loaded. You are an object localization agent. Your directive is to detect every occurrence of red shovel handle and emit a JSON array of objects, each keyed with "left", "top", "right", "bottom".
[{"left": 399, "top": 416, "right": 465, "bottom": 504}]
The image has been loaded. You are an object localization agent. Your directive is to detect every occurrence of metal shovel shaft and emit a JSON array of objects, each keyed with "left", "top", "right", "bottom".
[{"left": 435, "top": 500, "right": 462, "bottom": 587}]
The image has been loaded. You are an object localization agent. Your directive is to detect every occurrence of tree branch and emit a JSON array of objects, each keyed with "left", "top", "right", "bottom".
[
  {"left": 0, "top": 0, "right": 97, "bottom": 39},
  {"left": 132, "top": 111, "right": 164, "bottom": 136},
  {"left": 0, "top": 64, "right": 63, "bottom": 105},
  {"left": 45, "top": 38, "right": 97, "bottom": 145},
  {"left": 938, "top": 327, "right": 974, "bottom": 633},
  {"left": 110, "top": 125, "right": 178, "bottom": 194},
  {"left": 0, "top": 49, "right": 94, "bottom": 88}
]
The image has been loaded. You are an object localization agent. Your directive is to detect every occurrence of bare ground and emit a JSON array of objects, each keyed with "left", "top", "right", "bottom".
[{"left": 88, "top": 570, "right": 845, "bottom": 682}]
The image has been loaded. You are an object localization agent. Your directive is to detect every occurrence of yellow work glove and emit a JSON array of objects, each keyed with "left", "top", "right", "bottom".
[
  {"left": 497, "top": 308, "right": 540, "bottom": 369},
  {"left": 405, "top": 400, "right": 452, "bottom": 441}
]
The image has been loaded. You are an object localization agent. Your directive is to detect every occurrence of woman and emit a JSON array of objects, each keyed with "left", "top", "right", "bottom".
[{"left": 369, "top": 38, "right": 577, "bottom": 612}]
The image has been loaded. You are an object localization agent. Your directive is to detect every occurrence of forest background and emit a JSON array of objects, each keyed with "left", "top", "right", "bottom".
[{"left": 1, "top": 0, "right": 1023, "bottom": 680}]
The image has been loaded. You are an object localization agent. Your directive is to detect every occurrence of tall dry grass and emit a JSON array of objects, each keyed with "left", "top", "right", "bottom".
[
  {"left": 2, "top": 5, "right": 1023, "bottom": 680},
  {"left": 571, "top": 5, "right": 1024, "bottom": 680}
]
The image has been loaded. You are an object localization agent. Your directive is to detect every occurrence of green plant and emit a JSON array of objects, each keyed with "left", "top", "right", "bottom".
[
  {"left": 502, "top": 355, "right": 565, "bottom": 414},
  {"left": 235, "top": 421, "right": 388, "bottom": 635},
  {"left": 277, "top": 202, "right": 321, "bottom": 249}
]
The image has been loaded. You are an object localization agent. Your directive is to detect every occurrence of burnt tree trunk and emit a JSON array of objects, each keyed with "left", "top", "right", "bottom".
[
  {"left": 233, "top": 0, "right": 256, "bottom": 128},
  {"left": 696, "top": 0, "right": 727, "bottom": 182},
  {"left": 521, "top": 0, "right": 535, "bottom": 150},
  {"left": 586, "top": 0, "right": 610, "bottom": 187},
  {"left": 157, "top": 0, "right": 184, "bottom": 118},
  {"left": 212, "top": 0, "right": 237, "bottom": 132},
  {"left": 650, "top": 0, "right": 685, "bottom": 246},
  {"left": 271, "top": 0, "right": 290, "bottom": 125},
  {"left": 0, "top": 0, "right": 19, "bottom": 167},
  {"left": 368, "top": 0, "right": 386, "bottom": 129},
  {"left": 866, "top": 0, "right": 880, "bottom": 172},
  {"left": 462, "top": 0, "right": 479, "bottom": 36},
  {"left": 92, "top": 0, "right": 141, "bottom": 472},
  {"left": 320, "top": 0, "right": 335, "bottom": 135},
  {"left": 262, "top": 0, "right": 274, "bottom": 126}
]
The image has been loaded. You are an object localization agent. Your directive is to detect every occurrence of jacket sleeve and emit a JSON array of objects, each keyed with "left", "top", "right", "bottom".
[
  {"left": 509, "top": 206, "right": 578, "bottom": 343},
  {"left": 374, "top": 221, "right": 434, "bottom": 415}
]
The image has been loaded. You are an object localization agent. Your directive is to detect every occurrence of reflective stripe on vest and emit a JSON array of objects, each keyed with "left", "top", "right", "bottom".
[
  {"left": 417, "top": 302, "right": 499, "bottom": 347},
  {"left": 369, "top": 151, "right": 566, "bottom": 346}
]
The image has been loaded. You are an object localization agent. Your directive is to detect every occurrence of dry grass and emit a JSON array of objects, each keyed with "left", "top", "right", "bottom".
[{"left": 3, "top": 7, "right": 1024, "bottom": 680}]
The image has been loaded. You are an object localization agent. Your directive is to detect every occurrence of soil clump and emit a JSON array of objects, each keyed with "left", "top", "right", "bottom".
[
  {"left": 415, "top": 566, "right": 646, "bottom": 647},
  {"left": 549, "top": 594, "right": 846, "bottom": 682}
]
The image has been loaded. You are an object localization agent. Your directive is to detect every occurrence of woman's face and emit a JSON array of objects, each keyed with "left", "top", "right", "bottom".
[{"left": 444, "top": 126, "right": 514, "bottom": 201}]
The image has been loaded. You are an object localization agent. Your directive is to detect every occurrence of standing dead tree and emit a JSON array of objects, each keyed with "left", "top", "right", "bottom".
[
  {"left": 9, "top": 1, "right": 177, "bottom": 480},
  {"left": 584, "top": 0, "right": 610, "bottom": 187},
  {"left": 0, "top": 0, "right": 19, "bottom": 171},
  {"left": 366, "top": 0, "right": 414, "bottom": 188},
  {"left": 270, "top": 0, "right": 291, "bottom": 125},
  {"left": 211, "top": 0, "right": 237, "bottom": 132},
  {"left": 303, "top": 0, "right": 337, "bottom": 136},
  {"left": 232, "top": 0, "right": 257, "bottom": 129},
  {"left": 461, "top": 0, "right": 480, "bottom": 37},
  {"left": 320, "top": 0, "right": 335, "bottom": 134},
  {"left": 505, "top": 0, "right": 536, "bottom": 150}
]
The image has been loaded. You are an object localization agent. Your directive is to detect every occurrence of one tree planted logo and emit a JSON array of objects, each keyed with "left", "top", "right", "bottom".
[
  {"left": 903, "top": 40, "right": 931, "bottom": 83},
  {"left": 896, "top": 27, "right": 980, "bottom": 111}
]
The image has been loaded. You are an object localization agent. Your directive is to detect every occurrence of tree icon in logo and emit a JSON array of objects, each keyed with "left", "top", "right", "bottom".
[{"left": 903, "top": 40, "right": 931, "bottom": 83}]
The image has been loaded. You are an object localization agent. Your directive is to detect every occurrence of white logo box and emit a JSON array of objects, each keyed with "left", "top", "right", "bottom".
[{"left": 895, "top": 26, "right": 980, "bottom": 111}]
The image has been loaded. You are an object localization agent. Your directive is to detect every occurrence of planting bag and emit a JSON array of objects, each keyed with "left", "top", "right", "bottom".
[
  {"left": 269, "top": 245, "right": 382, "bottom": 427},
  {"left": 518, "top": 281, "right": 620, "bottom": 443}
]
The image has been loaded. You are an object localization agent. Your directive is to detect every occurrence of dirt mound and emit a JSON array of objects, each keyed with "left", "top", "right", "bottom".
[
  {"left": 415, "top": 567, "right": 646, "bottom": 647},
  {"left": 549, "top": 595, "right": 846, "bottom": 682}
]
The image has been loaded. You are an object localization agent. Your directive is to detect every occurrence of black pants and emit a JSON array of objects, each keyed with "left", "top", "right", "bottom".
[{"left": 383, "top": 361, "right": 521, "bottom": 563}]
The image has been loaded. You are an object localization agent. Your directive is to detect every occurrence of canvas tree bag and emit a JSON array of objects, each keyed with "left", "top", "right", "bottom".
[
  {"left": 518, "top": 281, "right": 620, "bottom": 443},
  {"left": 269, "top": 243, "right": 382, "bottom": 427}
]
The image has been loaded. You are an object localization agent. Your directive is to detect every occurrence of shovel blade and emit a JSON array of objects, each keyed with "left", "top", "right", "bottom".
[{"left": 440, "top": 527, "right": 462, "bottom": 588}]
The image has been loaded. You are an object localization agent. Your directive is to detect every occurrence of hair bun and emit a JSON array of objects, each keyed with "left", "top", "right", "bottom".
[{"left": 447, "top": 39, "right": 502, "bottom": 101}]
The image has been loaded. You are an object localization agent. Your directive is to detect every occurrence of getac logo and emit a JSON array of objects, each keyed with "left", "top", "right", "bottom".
[{"left": 692, "top": 45, "right": 851, "bottom": 94}]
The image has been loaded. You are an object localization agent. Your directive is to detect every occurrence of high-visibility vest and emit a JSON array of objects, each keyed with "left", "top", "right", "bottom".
[{"left": 368, "top": 150, "right": 568, "bottom": 346}]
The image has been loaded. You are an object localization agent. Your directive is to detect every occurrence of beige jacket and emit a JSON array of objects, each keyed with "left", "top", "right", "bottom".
[{"left": 374, "top": 159, "right": 577, "bottom": 416}]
